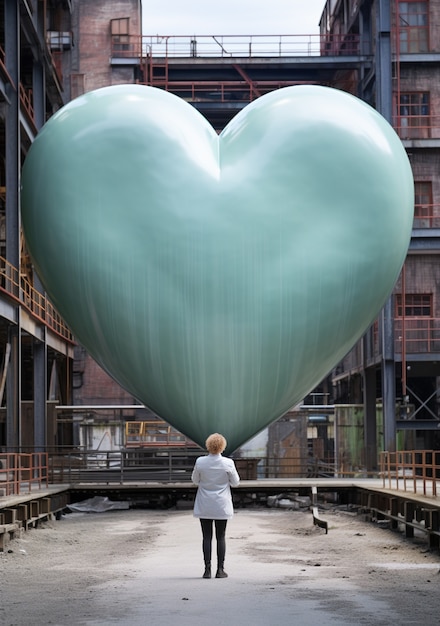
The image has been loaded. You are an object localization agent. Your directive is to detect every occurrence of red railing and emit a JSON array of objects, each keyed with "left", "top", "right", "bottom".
[
  {"left": 393, "top": 115, "right": 440, "bottom": 141},
  {"left": 394, "top": 318, "right": 440, "bottom": 354},
  {"left": 19, "top": 83, "right": 34, "bottom": 120},
  {"left": 19, "top": 83, "right": 38, "bottom": 134},
  {"left": 0, "top": 256, "right": 73, "bottom": 342},
  {"left": 413, "top": 204, "right": 440, "bottom": 229},
  {"left": 381, "top": 450, "right": 440, "bottom": 496},
  {"left": 147, "top": 79, "right": 324, "bottom": 103},
  {"left": 0, "top": 452, "right": 48, "bottom": 496},
  {"left": 0, "top": 44, "right": 14, "bottom": 85},
  {"left": 369, "top": 317, "right": 440, "bottom": 358}
]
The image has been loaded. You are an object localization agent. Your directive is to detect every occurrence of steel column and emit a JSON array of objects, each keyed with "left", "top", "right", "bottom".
[
  {"left": 381, "top": 297, "right": 397, "bottom": 452},
  {"left": 376, "top": 0, "right": 397, "bottom": 452},
  {"left": 363, "top": 364, "right": 378, "bottom": 471},
  {"left": 4, "top": 1, "right": 21, "bottom": 451},
  {"left": 33, "top": 331, "right": 47, "bottom": 452},
  {"left": 4, "top": 0, "right": 20, "bottom": 271},
  {"left": 32, "top": 55, "right": 45, "bottom": 131},
  {"left": 29, "top": 9, "right": 47, "bottom": 457},
  {"left": 376, "top": 0, "right": 393, "bottom": 121}
]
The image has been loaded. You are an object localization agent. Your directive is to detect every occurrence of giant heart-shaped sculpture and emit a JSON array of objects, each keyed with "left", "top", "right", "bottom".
[{"left": 21, "top": 84, "right": 413, "bottom": 453}]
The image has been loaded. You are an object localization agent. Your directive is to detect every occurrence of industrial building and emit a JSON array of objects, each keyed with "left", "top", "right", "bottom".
[
  {"left": 0, "top": 0, "right": 75, "bottom": 453},
  {"left": 1, "top": 0, "right": 439, "bottom": 481}
]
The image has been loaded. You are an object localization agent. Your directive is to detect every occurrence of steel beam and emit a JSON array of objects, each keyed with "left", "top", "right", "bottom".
[
  {"left": 5, "top": 0, "right": 20, "bottom": 270},
  {"left": 397, "top": 420, "right": 440, "bottom": 430}
]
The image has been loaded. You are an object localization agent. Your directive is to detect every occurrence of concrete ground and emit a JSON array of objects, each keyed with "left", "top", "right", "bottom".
[{"left": 1, "top": 505, "right": 440, "bottom": 625}]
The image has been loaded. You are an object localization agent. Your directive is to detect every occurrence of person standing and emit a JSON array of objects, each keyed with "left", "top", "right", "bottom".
[{"left": 191, "top": 433, "right": 240, "bottom": 579}]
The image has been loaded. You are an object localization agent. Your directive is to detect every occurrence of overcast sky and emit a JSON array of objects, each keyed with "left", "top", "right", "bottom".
[{"left": 142, "top": 1, "right": 327, "bottom": 35}]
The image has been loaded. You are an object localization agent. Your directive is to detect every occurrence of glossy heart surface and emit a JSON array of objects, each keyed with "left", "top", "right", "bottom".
[{"left": 21, "top": 85, "right": 414, "bottom": 452}]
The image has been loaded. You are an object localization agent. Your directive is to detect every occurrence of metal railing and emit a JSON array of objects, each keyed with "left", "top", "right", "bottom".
[
  {"left": 393, "top": 115, "right": 440, "bottom": 141},
  {"left": 6, "top": 448, "right": 440, "bottom": 493},
  {"left": 45, "top": 449, "right": 338, "bottom": 485},
  {"left": 0, "top": 44, "right": 14, "bottom": 85},
  {"left": 0, "top": 256, "right": 73, "bottom": 342},
  {"left": 112, "top": 33, "right": 364, "bottom": 60},
  {"left": 0, "top": 452, "right": 49, "bottom": 496},
  {"left": 364, "top": 318, "right": 440, "bottom": 358},
  {"left": 394, "top": 318, "right": 440, "bottom": 354},
  {"left": 413, "top": 204, "right": 440, "bottom": 229},
  {"left": 49, "top": 449, "right": 200, "bottom": 484},
  {"left": 141, "top": 78, "right": 328, "bottom": 103},
  {"left": 19, "top": 83, "right": 35, "bottom": 128},
  {"left": 380, "top": 450, "right": 440, "bottom": 496}
]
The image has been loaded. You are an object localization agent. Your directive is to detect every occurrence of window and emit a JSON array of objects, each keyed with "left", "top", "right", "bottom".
[
  {"left": 399, "top": 92, "right": 430, "bottom": 138},
  {"left": 111, "top": 18, "right": 130, "bottom": 53},
  {"left": 111, "top": 17, "right": 129, "bottom": 36},
  {"left": 399, "top": 1, "right": 429, "bottom": 53},
  {"left": 395, "top": 293, "right": 435, "bottom": 353},
  {"left": 396, "top": 294, "right": 432, "bottom": 317},
  {"left": 414, "top": 181, "right": 433, "bottom": 228}
]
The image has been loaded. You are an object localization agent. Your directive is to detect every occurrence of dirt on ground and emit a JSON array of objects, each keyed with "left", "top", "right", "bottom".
[{"left": 1, "top": 503, "right": 440, "bottom": 626}]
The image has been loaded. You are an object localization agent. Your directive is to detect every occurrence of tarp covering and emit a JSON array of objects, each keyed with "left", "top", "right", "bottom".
[{"left": 67, "top": 496, "right": 129, "bottom": 513}]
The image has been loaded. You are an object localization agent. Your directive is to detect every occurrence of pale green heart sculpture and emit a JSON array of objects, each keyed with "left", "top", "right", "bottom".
[{"left": 21, "top": 85, "right": 414, "bottom": 453}]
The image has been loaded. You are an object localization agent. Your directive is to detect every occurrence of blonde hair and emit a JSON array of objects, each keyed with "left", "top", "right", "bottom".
[{"left": 205, "top": 433, "right": 227, "bottom": 454}]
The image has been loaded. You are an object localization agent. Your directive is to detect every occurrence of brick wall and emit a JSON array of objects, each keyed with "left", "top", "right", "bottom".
[
  {"left": 72, "top": 346, "right": 135, "bottom": 405},
  {"left": 72, "top": 0, "right": 144, "bottom": 408},
  {"left": 77, "top": 0, "right": 141, "bottom": 92}
]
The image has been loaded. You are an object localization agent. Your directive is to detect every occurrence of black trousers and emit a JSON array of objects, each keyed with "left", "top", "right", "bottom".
[{"left": 200, "top": 519, "right": 227, "bottom": 567}]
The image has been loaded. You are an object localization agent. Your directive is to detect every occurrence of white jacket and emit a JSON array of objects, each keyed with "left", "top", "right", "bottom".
[{"left": 192, "top": 453, "right": 240, "bottom": 520}]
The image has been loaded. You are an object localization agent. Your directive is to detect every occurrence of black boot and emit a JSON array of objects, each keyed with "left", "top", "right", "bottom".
[
  {"left": 203, "top": 564, "right": 211, "bottom": 579},
  {"left": 215, "top": 566, "right": 228, "bottom": 578}
]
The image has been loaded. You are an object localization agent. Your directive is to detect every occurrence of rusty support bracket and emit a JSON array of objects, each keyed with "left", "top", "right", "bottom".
[{"left": 232, "top": 64, "right": 261, "bottom": 99}]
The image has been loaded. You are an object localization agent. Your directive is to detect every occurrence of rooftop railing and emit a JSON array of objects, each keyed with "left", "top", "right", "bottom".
[{"left": 112, "top": 33, "right": 363, "bottom": 59}]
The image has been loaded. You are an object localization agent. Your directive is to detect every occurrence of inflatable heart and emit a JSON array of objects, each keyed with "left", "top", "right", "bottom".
[{"left": 21, "top": 85, "right": 413, "bottom": 453}]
